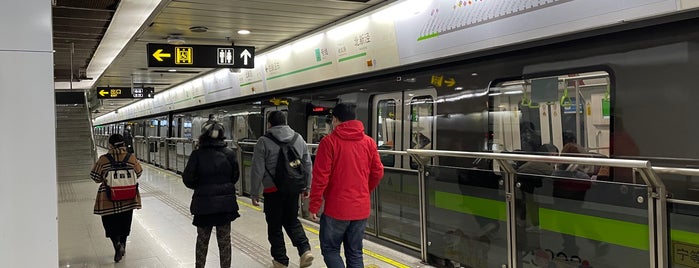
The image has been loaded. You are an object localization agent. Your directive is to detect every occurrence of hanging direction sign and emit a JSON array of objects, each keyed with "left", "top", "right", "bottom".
[
  {"left": 96, "top": 87, "right": 155, "bottom": 99},
  {"left": 146, "top": 43, "right": 255, "bottom": 68}
]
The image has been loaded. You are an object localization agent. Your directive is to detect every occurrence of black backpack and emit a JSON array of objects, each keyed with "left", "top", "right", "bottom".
[{"left": 264, "top": 133, "right": 308, "bottom": 193}]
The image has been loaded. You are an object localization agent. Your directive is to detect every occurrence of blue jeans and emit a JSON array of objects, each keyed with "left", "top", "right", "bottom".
[{"left": 319, "top": 214, "right": 367, "bottom": 268}]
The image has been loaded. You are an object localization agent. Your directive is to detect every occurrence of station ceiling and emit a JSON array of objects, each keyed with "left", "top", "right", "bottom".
[{"left": 52, "top": 0, "right": 389, "bottom": 117}]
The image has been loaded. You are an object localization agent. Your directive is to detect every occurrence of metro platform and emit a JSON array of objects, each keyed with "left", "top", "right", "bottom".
[{"left": 58, "top": 148, "right": 428, "bottom": 268}]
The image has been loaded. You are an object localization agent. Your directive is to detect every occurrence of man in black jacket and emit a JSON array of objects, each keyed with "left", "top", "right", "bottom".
[{"left": 183, "top": 120, "right": 240, "bottom": 268}]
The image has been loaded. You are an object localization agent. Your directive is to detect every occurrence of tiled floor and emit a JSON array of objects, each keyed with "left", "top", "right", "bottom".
[{"left": 58, "top": 149, "right": 427, "bottom": 267}]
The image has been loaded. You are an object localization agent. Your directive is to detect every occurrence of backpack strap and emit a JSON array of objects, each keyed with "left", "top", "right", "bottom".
[
  {"left": 289, "top": 133, "right": 299, "bottom": 145},
  {"left": 121, "top": 152, "right": 132, "bottom": 164},
  {"left": 105, "top": 153, "right": 118, "bottom": 166},
  {"left": 263, "top": 132, "right": 282, "bottom": 145}
]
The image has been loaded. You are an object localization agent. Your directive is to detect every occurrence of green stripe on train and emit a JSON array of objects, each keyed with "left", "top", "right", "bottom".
[
  {"left": 434, "top": 191, "right": 507, "bottom": 221},
  {"left": 434, "top": 191, "right": 653, "bottom": 250},
  {"left": 671, "top": 229, "right": 699, "bottom": 245},
  {"left": 539, "top": 208, "right": 649, "bottom": 250}
]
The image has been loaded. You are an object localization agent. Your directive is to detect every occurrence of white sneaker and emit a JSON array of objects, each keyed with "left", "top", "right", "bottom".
[
  {"left": 300, "top": 250, "right": 314, "bottom": 268},
  {"left": 271, "top": 260, "right": 287, "bottom": 268}
]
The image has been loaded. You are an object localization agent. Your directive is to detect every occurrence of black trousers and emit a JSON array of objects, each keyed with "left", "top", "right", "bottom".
[
  {"left": 263, "top": 191, "right": 311, "bottom": 266},
  {"left": 101, "top": 210, "right": 133, "bottom": 238}
]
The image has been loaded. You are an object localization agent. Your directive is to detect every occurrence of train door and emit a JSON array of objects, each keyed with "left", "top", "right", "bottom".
[
  {"left": 370, "top": 88, "right": 436, "bottom": 248},
  {"left": 306, "top": 103, "right": 334, "bottom": 144}
]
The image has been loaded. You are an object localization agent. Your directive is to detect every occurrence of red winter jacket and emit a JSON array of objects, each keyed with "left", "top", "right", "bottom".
[{"left": 309, "top": 120, "right": 384, "bottom": 220}]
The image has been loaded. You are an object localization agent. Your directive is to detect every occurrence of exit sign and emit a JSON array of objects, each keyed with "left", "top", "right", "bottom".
[{"left": 96, "top": 87, "right": 154, "bottom": 99}]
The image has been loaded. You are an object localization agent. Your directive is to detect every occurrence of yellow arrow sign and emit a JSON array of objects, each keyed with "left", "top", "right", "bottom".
[
  {"left": 99, "top": 89, "right": 109, "bottom": 97},
  {"left": 152, "top": 49, "right": 171, "bottom": 62},
  {"left": 444, "top": 78, "right": 456, "bottom": 87}
]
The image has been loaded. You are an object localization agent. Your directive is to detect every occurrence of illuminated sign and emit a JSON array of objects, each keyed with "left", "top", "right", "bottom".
[
  {"left": 308, "top": 104, "right": 332, "bottom": 115},
  {"left": 147, "top": 43, "right": 255, "bottom": 68},
  {"left": 430, "top": 75, "right": 456, "bottom": 87},
  {"left": 96, "top": 87, "right": 154, "bottom": 99}
]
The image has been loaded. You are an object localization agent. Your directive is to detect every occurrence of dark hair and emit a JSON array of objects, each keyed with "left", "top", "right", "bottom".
[
  {"left": 561, "top": 143, "right": 582, "bottom": 154},
  {"left": 539, "top": 143, "right": 559, "bottom": 153},
  {"left": 267, "top": 111, "right": 286, "bottom": 127},
  {"left": 109, "top": 134, "right": 125, "bottom": 147},
  {"left": 332, "top": 103, "right": 356, "bottom": 122},
  {"left": 201, "top": 120, "right": 225, "bottom": 140}
]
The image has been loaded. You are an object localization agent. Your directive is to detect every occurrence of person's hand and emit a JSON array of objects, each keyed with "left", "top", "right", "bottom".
[
  {"left": 251, "top": 196, "right": 260, "bottom": 207},
  {"left": 310, "top": 213, "right": 319, "bottom": 222},
  {"left": 301, "top": 191, "right": 310, "bottom": 199}
]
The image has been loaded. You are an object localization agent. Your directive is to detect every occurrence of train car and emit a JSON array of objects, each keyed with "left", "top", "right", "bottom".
[{"left": 94, "top": 11, "right": 699, "bottom": 268}]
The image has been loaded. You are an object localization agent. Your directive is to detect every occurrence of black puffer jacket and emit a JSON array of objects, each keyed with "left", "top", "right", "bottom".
[{"left": 183, "top": 139, "right": 240, "bottom": 216}]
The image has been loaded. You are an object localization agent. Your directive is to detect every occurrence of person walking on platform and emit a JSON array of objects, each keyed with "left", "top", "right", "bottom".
[
  {"left": 251, "top": 111, "right": 314, "bottom": 268},
  {"left": 90, "top": 134, "right": 143, "bottom": 263},
  {"left": 182, "top": 120, "right": 240, "bottom": 268},
  {"left": 123, "top": 125, "right": 134, "bottom": 153},
  {"left": 309, "top": 103, "right": 385, "bottom": 268}
]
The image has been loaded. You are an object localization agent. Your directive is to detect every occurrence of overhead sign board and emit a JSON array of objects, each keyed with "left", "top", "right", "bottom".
[
  {"left": 96, "top": 87, "right": 154, "bottom": 99},
  {"left": 147, "top": 43, "right": 255, "bottom": 68}
]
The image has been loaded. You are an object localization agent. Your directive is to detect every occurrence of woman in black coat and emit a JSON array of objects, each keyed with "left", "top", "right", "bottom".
[{"left": 183, "top": 120, "right": 240, "bottom": 268}]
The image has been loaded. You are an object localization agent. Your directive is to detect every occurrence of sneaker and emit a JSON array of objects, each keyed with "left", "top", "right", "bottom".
[
  {"left": 271, "top": 260, "right": 287, "bottom": 268},
  {"left": 300, "top": 250, "right": 314, "bottom": 268}
]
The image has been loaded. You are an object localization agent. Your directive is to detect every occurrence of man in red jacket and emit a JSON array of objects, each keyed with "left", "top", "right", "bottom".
[{"left": 309, "top": 103, "right": 384, "bottom": 268}]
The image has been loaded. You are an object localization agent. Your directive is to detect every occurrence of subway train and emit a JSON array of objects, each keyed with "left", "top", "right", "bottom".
[{"left": 94, "top": 11, "right": 699, "bottom": 268}]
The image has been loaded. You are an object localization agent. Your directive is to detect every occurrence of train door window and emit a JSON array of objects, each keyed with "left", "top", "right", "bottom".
[
  {"left": 489, "top": 71, "right": 610, "bottom": 156},
  {"left": 373, "top": 93, "right": 402, "bottom": 168},
  {"left": 232, "top": 113, "right": 259, "bottom": 141},
  {"left": 376, "top": 99, "right": 398, "bottom": 166},
  {"left": 306, "top": 103, "right": 334, "bottom": 144},
  {"left": 183, "top": 118, "right": 193, "bottom": 139},
  {"left": 308, "top": 116, "right": 332, "bottom": 144},
  {"left": 407, "top": 95, "right": 435, "bottom": 169}
]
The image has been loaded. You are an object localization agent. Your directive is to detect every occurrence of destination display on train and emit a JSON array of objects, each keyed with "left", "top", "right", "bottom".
[
  {"left": 146, "top": 43, "right": 255, "bottom": 69},
  {"left": 96, "top": 87, "right": 154, "bottom": 99}
]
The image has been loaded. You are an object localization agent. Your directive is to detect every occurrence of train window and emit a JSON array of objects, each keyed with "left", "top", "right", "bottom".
[
  {"left": 489, "top": 71, "right": 610, "bottom": 156},
  {"left": 409, "top": 96, "right": 434, "bottom": 169},
  {"left": 308, "top": 115, "right": 332, "bottom": 144},
  {"left": 376, "top": 99, "right": 397, "bottom": 168}
]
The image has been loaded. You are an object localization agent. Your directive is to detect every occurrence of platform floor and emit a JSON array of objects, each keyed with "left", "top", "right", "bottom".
[{"left": 58, "top": 148, "right": 428, "bottom": 267}]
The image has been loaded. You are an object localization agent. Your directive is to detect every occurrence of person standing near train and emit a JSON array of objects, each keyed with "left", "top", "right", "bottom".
[{"left": 309, "top": 103, "right": 385, "bottom": 268}]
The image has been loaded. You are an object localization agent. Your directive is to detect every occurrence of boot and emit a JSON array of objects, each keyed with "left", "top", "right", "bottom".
[
  {"left": 120, "top": 236, "right": 128, "bottom": 256},
  {"left": 111, "top": 237, "right": 124, "bottom": 262}
]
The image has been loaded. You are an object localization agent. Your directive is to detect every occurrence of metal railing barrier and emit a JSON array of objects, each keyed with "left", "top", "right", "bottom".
[{"left": 406, "top": 149, "right": 668, "bottom": 268}]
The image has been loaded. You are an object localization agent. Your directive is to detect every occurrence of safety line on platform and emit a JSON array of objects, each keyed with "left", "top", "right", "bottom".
[
  {"left": 302, "top": 225, "right": 410, "bottom": 268},
  {"left": 141, "top": 164, "right": 412, "bottom": 268}
]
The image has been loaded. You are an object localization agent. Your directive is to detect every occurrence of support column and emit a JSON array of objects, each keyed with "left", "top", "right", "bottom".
[{"left": 0, "top": 0, "right": 57, "bottom": 266}]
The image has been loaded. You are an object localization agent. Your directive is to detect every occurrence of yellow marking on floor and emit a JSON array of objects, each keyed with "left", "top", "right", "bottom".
[
  {"left": 363, "top": 249, "right": 410, "bottom": 268},
  {"left": 302, "top": 226, "right": 410, "bottom": 268},
  {"left": 237, "top": 200, "right": 262, "bottom": 211},
  {"left": 139, "top": 163, "right": 410, "bottom": 268},
  {"left": 304, "top": 226, "right": 320, "bottom": 235}
]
